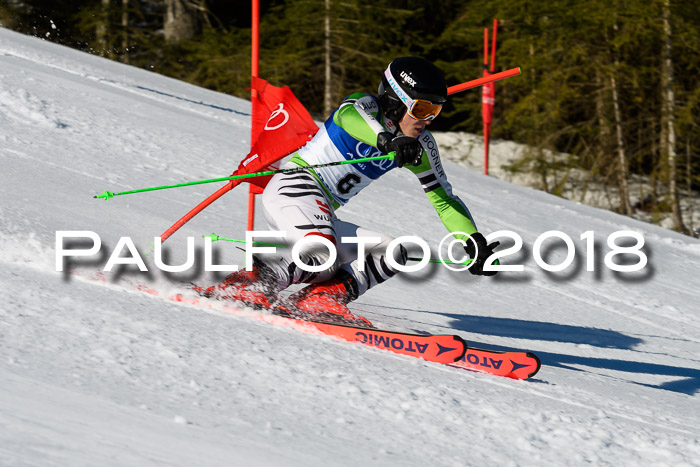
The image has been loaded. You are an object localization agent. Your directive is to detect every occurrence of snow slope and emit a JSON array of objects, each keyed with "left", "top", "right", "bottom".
[{"left": 1, "top": 27, "right": 700, "bottom": 466}]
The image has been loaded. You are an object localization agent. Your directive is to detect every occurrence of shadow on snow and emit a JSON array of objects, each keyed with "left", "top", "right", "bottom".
[
  {"left": 442, "top": 313, "right": 700, "bottom": 396},
  {"left": 357, "top": 303, "right": 700, "bottom": 396}
]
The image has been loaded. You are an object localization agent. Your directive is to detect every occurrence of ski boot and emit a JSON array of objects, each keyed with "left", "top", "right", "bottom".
[
  {"left": 288, "top": 273, "right": 372, "bottom": 327},
  {"left": 195, "top": 259, "right": 277, "bottom": 309}
]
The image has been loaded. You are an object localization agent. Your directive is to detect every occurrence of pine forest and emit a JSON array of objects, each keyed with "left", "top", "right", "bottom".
[{"left": 1, "top": 0, "right": 699, "bottom": 234}]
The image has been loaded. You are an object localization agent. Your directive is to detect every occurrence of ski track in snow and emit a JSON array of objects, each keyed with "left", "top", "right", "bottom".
[{"left": 1, "top": 27, "right": 700, "bottom": 466}]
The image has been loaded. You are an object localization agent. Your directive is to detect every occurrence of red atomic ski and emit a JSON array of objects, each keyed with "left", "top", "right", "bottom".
[{"left": 75, "top": 272, "right": 540, "bottom": 379}]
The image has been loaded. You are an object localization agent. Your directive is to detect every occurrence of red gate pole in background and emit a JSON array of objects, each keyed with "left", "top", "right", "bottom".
[
  {"left": 482, "top": 19, "right": 498, "bottom": 176},
  {"left": 247, "top": 0, "right": 261, "bottom": 231}
]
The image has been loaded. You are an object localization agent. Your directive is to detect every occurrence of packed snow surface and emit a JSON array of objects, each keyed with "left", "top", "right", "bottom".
[{"left": 1, "top": 27, "right": 699, "bottom": 466}]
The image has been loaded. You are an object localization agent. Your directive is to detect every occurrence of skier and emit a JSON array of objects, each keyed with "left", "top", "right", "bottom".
[{"left": 209, "top": 57, "right": 500, "bottom": 322}]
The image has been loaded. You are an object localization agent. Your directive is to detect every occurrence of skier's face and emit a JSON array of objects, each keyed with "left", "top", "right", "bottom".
[{"left": 399, "top": 112, "right": 431, "bottom": 138}]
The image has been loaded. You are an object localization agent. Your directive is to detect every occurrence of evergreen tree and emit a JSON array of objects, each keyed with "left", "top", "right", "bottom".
[{"left": 1, "top": 0, "right": 698, "bottom": 231}]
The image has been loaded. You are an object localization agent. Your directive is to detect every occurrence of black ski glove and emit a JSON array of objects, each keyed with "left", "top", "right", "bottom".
[
  {"left": 377, "top": 132, "right": 423, "bottom": 168},
  {"left": 464, "top": 232, "right": 500, "bottom": 276}
]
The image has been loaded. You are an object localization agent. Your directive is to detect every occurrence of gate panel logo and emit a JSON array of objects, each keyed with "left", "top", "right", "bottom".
[{"left": 264, "top": 103, "right": 289, "bottom": 131}]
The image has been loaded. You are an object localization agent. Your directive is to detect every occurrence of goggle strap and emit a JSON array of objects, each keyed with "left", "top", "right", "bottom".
[{"left": 384, "top": 67, "right": 415, "bottom": 110}]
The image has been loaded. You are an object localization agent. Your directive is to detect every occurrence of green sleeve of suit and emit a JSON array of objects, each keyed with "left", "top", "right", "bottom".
[
  {"left": 332, "top": 92, "right": 385, "bottom": 146},
  {"left": 405, "top": 138, "right": 478, "bottom": 243}
]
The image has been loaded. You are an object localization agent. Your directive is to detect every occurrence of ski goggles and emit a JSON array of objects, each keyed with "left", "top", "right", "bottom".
[{"left": 384, "top": 67, "right": 443, "bottom": 121}]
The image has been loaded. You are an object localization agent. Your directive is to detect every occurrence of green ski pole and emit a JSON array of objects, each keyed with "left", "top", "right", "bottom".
[{"left": 95, "top": 153, "right": 395, "bottom": 200}]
